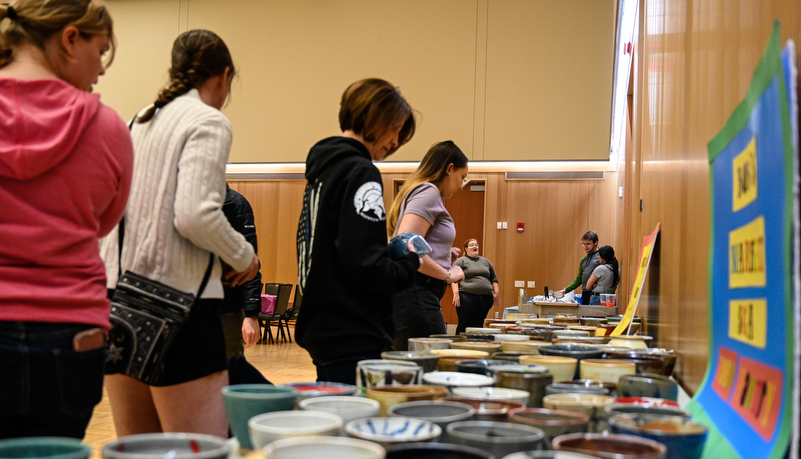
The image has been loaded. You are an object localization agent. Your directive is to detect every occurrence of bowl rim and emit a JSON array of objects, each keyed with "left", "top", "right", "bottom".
[
  {"left": 0, "top": 437, "right": 91, "bottom": 459},
  {"left": 422, "top": 371, "right": 495, "bottom": 386},
  {"left": 247, "top": 410, "right": 344, "bottom": 433},
  {"left": 608, "top": 412, "right": 709, "bottom": 436},
  {"left": 445, "top": 420, "right": 546, "bottom": 443},
  {"left": 344, "top": 416, "right": 442, "bottom": 442},
  {"left": 261, "top": 436, "right": 385, "bottom": 455},
  {"left": 101, "top": 433, "right": 230, "bottom": 459},
  {"left": 509, "top": 407, "right": 591, "bottom": 426},
  {"left": 552, "top": 432, "right": 667, "bottom": 455},
  {"left": 221, "top": 384, "right": 299, "bottom": 399},
  {"left": 298, "top": 395, "right": 381, "bottom": 412},
  {"left": 388, "top": 400, "right": 477, "bottom": 421},
  {"left": 451, "top": 386, "right": 530, "bottom": 399}
]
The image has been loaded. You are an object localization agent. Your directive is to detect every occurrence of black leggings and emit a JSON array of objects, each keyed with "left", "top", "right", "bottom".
[{"left": 455, "top": 292, "right": 494, "bottom": 335}]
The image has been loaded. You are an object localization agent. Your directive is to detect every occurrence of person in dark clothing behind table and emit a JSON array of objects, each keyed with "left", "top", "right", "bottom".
[
  {"left": 559, "top": 230, "right": 601, "bottom": 305},
  {"left": 220, "top": 184, "right": 270, "bottom": 385},
  {"left": 296, "top": 78, "right": 421, "bottom": 385}
]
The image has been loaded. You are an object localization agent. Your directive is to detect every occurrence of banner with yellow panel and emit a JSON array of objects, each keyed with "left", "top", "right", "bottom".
[{"left": 686, "top": 22, "right": 797, "bottom": 459}]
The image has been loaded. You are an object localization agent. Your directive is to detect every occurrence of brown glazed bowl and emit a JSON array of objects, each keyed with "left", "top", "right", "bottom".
[
  {"left": 552, "top": 432, "right": 667, "bottom": 458},
  {"left": 509, "top": 407, "right": 590, "bottom": 449}
]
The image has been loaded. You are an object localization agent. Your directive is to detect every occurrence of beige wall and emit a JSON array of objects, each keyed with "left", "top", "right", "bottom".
[
  {"left": 627, "top": 0, "right": 800, "bottom": 394},
  {"left": 96, "top": 0, "right": 616, "bottom": 162}
]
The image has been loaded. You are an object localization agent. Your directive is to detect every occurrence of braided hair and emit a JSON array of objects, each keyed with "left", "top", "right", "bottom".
[{"left": 138, "top": 29, "right": 235, "bottom": 123}]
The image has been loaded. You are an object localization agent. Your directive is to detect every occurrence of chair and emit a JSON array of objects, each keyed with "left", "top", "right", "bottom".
[
  {"left": 280, "top": 285, "right": 303, "bottom": 343},
  {"left": 258, "top": 283, "right": 293, "bottom": 343}
]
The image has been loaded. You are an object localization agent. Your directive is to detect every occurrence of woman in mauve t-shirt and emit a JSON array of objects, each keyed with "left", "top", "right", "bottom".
[{"left": 387, "top": 141, "right": 469, "bottom": 350}]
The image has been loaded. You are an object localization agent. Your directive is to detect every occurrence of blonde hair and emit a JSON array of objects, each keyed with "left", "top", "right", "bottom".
[
  {"left": 0, "top": 0, "right": 116, "bottom": 69},
  {"left": 387, "top": 140, "right": 468, "bottom": 236}
]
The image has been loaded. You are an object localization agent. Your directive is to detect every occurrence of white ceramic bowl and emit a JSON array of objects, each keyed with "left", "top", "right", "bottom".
[
  {"left": 422, "top": 371, "right": 496, "bottom": 393},
  {"left": 261, "top": 436, "right": 386, "bottom": 459},
  {"left": 102, "top": 433, "right": 230, "bottom": 459},
  {"left": 356, "top": 359, "right": 422, "bottom": 388},
  {"left": 248, "top": 410, "right": 342, "bottom": 449},
  {"left": 451, "top": 386, "right": 531, "bottom": 406},
  {"left": 298, "top": 396, "right": 381, "bottom": 433},
  {"left": 345, "top": 416, "right": 442, "bottom": 446},
  {"left": 494, "top": 334, "right": 530, "bottom": 343}
]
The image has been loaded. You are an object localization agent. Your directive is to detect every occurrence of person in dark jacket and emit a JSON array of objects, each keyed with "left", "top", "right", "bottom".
[
  {"left": 296, "top": 78, "right": 420, "bottom": 384},
  {"left": 220, "top": 184, "right": 270, "bottom": 384}
]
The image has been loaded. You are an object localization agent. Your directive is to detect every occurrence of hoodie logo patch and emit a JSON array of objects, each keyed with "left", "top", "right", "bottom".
[{"left": 353, "top": 181, "right": 385, "bottom": 222}]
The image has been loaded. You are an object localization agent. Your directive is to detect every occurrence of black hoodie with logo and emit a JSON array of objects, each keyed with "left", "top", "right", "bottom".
[{"left": 296, "top": 137, "right": 419, "bottom": 363}]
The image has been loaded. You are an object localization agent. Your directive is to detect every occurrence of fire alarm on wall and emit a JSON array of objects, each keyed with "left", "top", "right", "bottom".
[{"left": 517, "top": 222, "right": 524, "bottom": 233}]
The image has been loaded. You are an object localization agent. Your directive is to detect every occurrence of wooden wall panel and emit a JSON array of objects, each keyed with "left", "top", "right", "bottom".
[{"left": 630, "top": 0, "right": 800, "bottom": 394}]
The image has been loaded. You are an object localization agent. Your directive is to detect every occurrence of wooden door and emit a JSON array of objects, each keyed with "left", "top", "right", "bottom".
[{"left": 441, "top": 182, "right": 486, "bottom": 324}]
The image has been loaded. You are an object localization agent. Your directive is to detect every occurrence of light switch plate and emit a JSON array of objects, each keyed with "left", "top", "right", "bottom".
[
  {"left": 514, "top": 280, "right": 524, "bottom": 287},
  {"left": 527, "top": 281, "right": 536, "bottom": 288}
]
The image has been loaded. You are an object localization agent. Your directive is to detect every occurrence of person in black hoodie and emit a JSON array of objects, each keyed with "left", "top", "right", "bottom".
[{"left": 296, "top": 78, "right": 420, "bottom": 384}]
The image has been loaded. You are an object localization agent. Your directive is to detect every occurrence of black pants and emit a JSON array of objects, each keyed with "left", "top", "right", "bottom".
[
  {"left": 455, "top": 292, "right": 494, "bottom": 335},
  {"left": 392, "top": 278, "right": 447, "bottom": 351}
]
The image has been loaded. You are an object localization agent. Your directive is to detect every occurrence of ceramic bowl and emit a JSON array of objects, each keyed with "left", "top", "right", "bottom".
[
  {"left": 508, "top": 313, "right": 534, "bottom": 321},
  {"left": 609, "top": 413, "right": 708, "bottom": 459},
  {"left": 607, "top": 335, "right": 652, "bottom": 350},
  {"left": 389, "top": 400, "right": 475, "bottom": 440},
  {"left": 0, "top": 437, "right": 91, "bottom": 459},
  {"left": 345, "top": 416, "right": 442, "bottom": 446},
  {"left": 519, "top": 355, "right": 578, "bottom": 383},
  {"left": 487, "top": 363, "right": 549, "bottom": 376},
  {"left": 248, "top": 410, "right": 342, "bottom": 449},
  {"left": 430, "top": 334, "right": 468, "bottom": 342},
  {"left": 298, "top": 395, "right": 381, "bottom": 434},
  {"left": 494, "top": 371, "right": 553, "bottom": 408},
  {"left": 505, "top": 326, "right": 556, "bottom": 342},
  {"left": 617, "top": 373, "right": 678, "bottom": 402},
  {"left": 102, "top": 433, "right": 230, "bottom": 459},
  {"left": 385, "top": 442, "right": 494, "bottom": 459},
  {"left": 604, "top": 352, "right": 666, "bottom": 375},
  {"left": 613, "top": 397, "right": 679, "bottom": 408},
  {"left": 605, "top": 316, "right": 642, "bottom": 334},
  {"left": 466, "top": 327, "right": 501, "bottom": 334},
  {"left": 421, "top": 384, "right": 449, "bottom": 400},
  {"left": 519, "top": 318, "right": 551, "bottom": 325},
  {"left": 443, "top": 397, "right": 525, "bottom": 421},
  {"left": 280, "top": 381, "right": 357, "bottom": 401},
  {"left": 552, "top": 330, "right": 590, "bottom": 340},
  {"left": 220, "top": 384, "right": 299, "bottom": 449},
  {"left": 542, "top": 393, "right": 612, "bottom": 432},
  {"left": 451, "top": 386, "right": 530, "bottom": 406},
  {"left": 579, "top": 359, "right": 636, "bottom": 384},
  {"left": 261, "top": 436, "right": 386, "bottom": 459},
  {"left": 381, "top": 351, "right": 440, "bottom": 373},
  {"left": 485, "top": 319, "right": 518, "bottom": 328},
  {"left": 552, "top": 433, "right": 667, "bottom": 459},
  {"left": 600, "top": 403, "right": 691, "bottom": 433},
  {"left": 463, "top": 333, "right": 500, "bottom": 341},
  {"left": 491, "top": 352, "right": 526, "bottom": 362},
  {"left": 641, "top": 348, "right": 677, "bottom": 375},
  {"left": 495, "top": 334, "right": 531, "bottom": 343},
  {"left": 546, "top": 381, "right": 612, "bottom": 397},
  {"left": 366, "top": 385, "right": 437, "bottom": 416},
  {"left": 537, "top": 344, "right": 604, "bottom": 361},
  {"left": 446, "top": 420, "right": 546, "bottom": 458},
  {"left": 455, "top": 359, "right": 522, "bottom": 375},
  {"left": 552, "top": 317, "right": 581, "bottom": 326},
  {"left": 407, "top": 337, "right": 452, "bottom": 352},
  {"left": 356, "top": 359, "right": 423, "bottom": 388},
  {"left": 429, "top": 349, "right": 489, "bottom": 371},
  {"left": 508, "top": 407, "right": 591, "bottom": 449},
  {"left": 422, "top": 371, "right": 495, "bottom": 393},
  {"left": 450, "top": 341, "right": 502, "bottom": 354},
  {"left": 502, "top": 451, "right": 599, "bottom": 459},
  {"left": 501, "top": 341, "right": 550, "bottom": 354}
]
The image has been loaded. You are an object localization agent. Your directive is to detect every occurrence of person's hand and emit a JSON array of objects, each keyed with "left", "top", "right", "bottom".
[
  {"left": 449, "top": 265, "right": 465, "bottom": 283},
  {"left": 493, "top": 293, "right": 502, "bottom": 306},
  {"left": 453, "top": 294, "right": 461, "bottom": 307},
  {"left": 242, "top": 316, "right": 261, "bottom": 348},
  {"left": 559, "top": 289, "right": 566, "bottom": 295},
  {"left": 450, "top": 246, "right": 461, "bottom": 260},
  {"left": 224, "top": 254, "right": 260, "bottom": 287}
]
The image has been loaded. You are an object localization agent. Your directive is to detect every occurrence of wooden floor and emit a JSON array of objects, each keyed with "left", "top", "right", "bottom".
[{"left": 83, "top": 326, "right": 316, "bottom": 458}]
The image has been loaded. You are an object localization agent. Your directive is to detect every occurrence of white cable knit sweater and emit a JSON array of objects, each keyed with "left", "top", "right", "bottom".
[{"left": 100, "top": 89, "right": 253, "bottom": 298}]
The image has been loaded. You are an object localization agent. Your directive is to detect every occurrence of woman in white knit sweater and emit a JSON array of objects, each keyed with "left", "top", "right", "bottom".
[{"left": 101, "top": 30, "right": 259, "bottom": 436}]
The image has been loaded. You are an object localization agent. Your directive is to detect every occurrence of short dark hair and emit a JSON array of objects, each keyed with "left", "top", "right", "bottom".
[
  {"left": 339, "top": 78, "right": 416, "bottom": 148},
  {"left": 582, "top": 231, "right": 598, "bottom": 243}
]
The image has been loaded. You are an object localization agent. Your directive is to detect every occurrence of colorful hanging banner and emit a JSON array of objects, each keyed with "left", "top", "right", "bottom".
[
  {"left": 685, "top": 21, "right": 797, "bottom": 459},
  {"left": 610, "top": 223, "right": 660, "bottom": 336}
]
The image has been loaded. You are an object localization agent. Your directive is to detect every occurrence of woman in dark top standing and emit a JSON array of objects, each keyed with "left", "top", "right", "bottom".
[
  {"left": 451, "top": 238, "right": 501, "bottom": 334},
  {"left": 296, "top": 78, "right": 420, "bottom": 384}
]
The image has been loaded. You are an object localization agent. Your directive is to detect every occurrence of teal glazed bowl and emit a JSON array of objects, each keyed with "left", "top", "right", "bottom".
[
  {"left": 609, "top": 413, "right": 708, "bottom": 459},
  {"left": 221, "top": 384, "right": 299, "bottom": 449},
  {"left": 617, "top": 374, "right": 678, "bottom": 402},
  {"left": 0, "top": 437, "right": 91, "bottom": 459}
]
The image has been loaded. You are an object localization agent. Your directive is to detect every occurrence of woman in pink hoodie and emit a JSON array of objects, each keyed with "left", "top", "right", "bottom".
[{"left": 0, "top": 0, "right": 132, "bottom": 439}]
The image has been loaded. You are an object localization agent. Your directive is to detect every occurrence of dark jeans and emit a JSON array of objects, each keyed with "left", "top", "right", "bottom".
[
  {"left": 0, "top": 321, "right": 105, "bottom": 439},
  {"left": 455, "top": 292, "right": 494, "bottom": 335},
  {"left": 314, "top": 354, "right": 381, "bottom": 385},
  {"left": 392, "top": 282, "right": 447, "bottom": 351}
]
